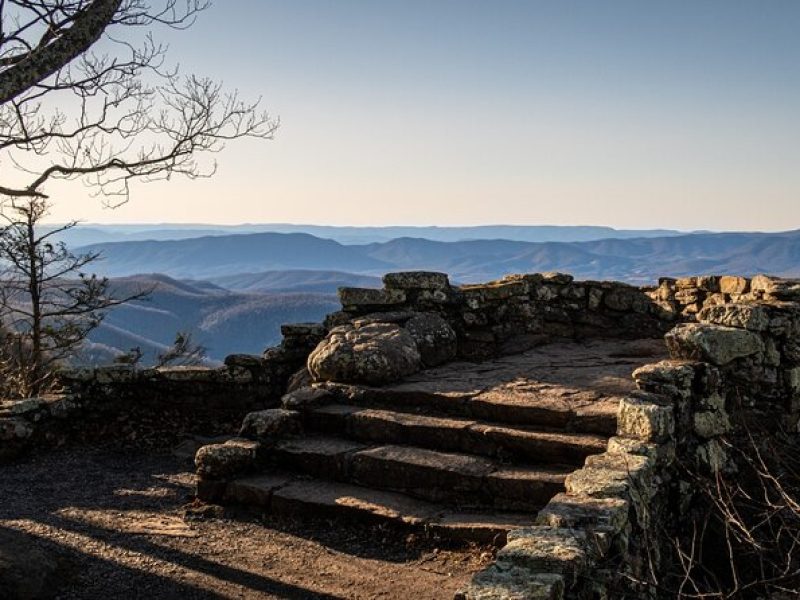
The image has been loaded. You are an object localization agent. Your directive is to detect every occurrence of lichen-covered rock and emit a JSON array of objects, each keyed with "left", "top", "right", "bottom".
[
  {"left": 308, "top": 322, "right": 422, "bottom": 385},
  {"left": 697, "top": 303, "right": 769, "bottom": 331},
  {"left": 499, "top": 527, "right": 588, "bottom": 581},
  {"left": 603, "top": 287, "right": 651, "bottom": 313},
  {"left": 455, "top": 565, "right": 564, "bottom": 600},
  {"left": 565, "top": 452, "right": 656, "bottom": 507},
  {"left": 286, "top": 367, "right": 312, "bottom": 392},
  {"left": 238, "top": 408, "right": 302, "bottom": 440},
  {"left": 617, "top": 394, "right": 674, "bottom": 442},
  {"left": 383, "top": 271, "right": 450, "bottom": 290},
  {"left": 338, "top": 287, "right": 406, "bottom": 307},
  {"left": 536, "top": 493, "right": 629, "bottom": 535},
  {"left": 281, "top": 386, "right": 334, "bottom": 410},
  {"left": 633, "top": 360, "right": 697, "bottom": 398},
  {"left": 750, "top": 274, "right": 800, "bottom": 300},
  {"left": 719, "top": 275, "right": 749, "bottom": 295},
  {"left": 696, "top": 439, "right": 727, "bottom": 472},
  {"left": 665, "top": 323, "right": 765, "bottom": 366},
  {"left": 404, "top": 312, "right": 457, "bottom": 367},
  {"left": 693, "top": 410, "right": 732, "bottom": 438},
  {"left": 195, "top": 438, "right": 260, "bottom": 479}
]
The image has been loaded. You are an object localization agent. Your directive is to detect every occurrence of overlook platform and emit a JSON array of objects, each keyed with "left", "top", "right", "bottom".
[{"left": 215, "top": 337, "right": 668, "bottom": 546}]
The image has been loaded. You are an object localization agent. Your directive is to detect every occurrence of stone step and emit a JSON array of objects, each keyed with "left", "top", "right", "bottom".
[
  {"left": 271, "top": 436, "right": 569, "bottom": 510},
  {"left": 319, "top": 382, "right": 619, "bottom": 435},
  {"left": 304, "top": 405, "right": 607, "bottom": 466},
  {"left": 223, "top": 473, "right": 534, "bottom": 545}
]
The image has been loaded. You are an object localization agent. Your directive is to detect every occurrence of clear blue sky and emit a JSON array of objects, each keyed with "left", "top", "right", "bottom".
[{"left": 47, "top": 1, "right": 800, "bottom": 230}]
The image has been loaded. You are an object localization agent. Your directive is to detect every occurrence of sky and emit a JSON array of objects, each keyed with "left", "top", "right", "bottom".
[{"left": 40, "top": 1, "right": 800, "bottom": 230}]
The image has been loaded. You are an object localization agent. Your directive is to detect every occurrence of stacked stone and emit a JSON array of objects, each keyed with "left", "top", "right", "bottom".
[
  {"left": 0, "top": 394, "right": 78, "bottom": 461},
  {"left": 194, "top": 407, "right": 303, "bottom": 501},
  {"left": 648, "top": 274, "right": 800, "bottom": 319},
  {"left": 59, "top": 363, "right": 261, "bottom": 409},
  {"left": 457, "top": 357, "right": 727, "bottom": 599},
  {"left": 332, "top": 271, "right": 459, "bottom": 323},
  {"left": 457, "top": 388, "right": 668, "bottom": 598},
  {"left": 459, "top": 273, "right": 665, "bottom": 359},
  {"left": 666, "top": 300, "right": 800, "bottom": 430},
  {"left": 249, "top": 322, "right": 328, "bottom": 393},
  {"left": 1, "top": 357, "right": 294, "bottom": 462},
  {"left": 330, "top": 271, "right": 671, "bottom": 363}
]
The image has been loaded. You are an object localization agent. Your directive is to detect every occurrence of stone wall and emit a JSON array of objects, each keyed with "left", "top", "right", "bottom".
[
  {"left": 459, "top": 277, "right": 800, "bottom": 599},
  {"left": 333, "top": 271, "right": 674, "bottom": 360},
  {"left": 0, "top": 322, "right": 326, "bottom": 462}
]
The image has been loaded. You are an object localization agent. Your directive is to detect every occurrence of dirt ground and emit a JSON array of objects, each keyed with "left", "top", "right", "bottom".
[{"left": 0, "top": 444, "right": 491, "bottom": 599}]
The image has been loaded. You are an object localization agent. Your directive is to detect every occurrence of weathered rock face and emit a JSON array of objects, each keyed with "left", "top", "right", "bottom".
[
  {"left": 194, "top": 438, "right": 261, "bottom": 479},
  {"left": 697, "top": 303, "right": 769, "bottom": 331},
  {"left": 665, "top": 322, "right": 764, "bottom": 366},
  {"left": 238, "top": 408, "right": 301, "bottom": 440},
  {"left": 404, "top": 313, "right": 457, "bottom": 367},
  {"left": 307, "top": 322, "right": 422, "bottom": 385},
  {"left": 383, "top": 271, "right": 450, "bottom": 290}
]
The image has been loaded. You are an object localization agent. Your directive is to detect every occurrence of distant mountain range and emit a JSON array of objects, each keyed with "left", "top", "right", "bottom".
[
  {"left": 48, "top": 223, "right": 689, "bottom": 246},
  {"left": 78, "top": 229, "right": 800, "bottom": 284},
  {"left": 44, "top": 225, "right": 800, "bottom": 365},
  {"left": 80, "top": 275, "right": 338, "bottom": 363}
]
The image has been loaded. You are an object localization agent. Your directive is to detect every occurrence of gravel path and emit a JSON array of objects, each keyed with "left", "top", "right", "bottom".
[{"left": 0, "top": 445, "right": 490, "bottom": 599}]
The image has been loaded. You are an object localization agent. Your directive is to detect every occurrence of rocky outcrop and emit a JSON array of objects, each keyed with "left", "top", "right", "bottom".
[{"left": 308, "top": 322, "right": 422, "bottom": 385}]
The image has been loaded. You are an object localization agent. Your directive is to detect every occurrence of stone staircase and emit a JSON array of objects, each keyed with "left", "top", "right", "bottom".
[{"left": 207, "top": 338, "right": 666, "bottom": 547}]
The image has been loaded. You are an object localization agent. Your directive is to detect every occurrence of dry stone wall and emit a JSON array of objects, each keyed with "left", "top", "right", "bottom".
[
  {"left": 332, "top": 271, "right": 673, "bottom": 362},
  {"left": 0, "top": 322, "right": 325, "bottom": 462},
  {"left": 459, "top": 274, "right": 800, "bottom": 599}
]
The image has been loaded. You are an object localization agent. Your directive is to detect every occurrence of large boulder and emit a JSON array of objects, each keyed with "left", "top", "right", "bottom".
[
  {"left": 665, "top": 323, "right": 764, "bottom": 366},
  {"left": 308, "top": 322, "right": 422, "bottom": 385},
  {"left": 404, "top": 313, "right": 457, "bottom": 367}
]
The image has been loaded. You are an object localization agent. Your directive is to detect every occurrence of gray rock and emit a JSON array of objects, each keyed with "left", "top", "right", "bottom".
[
  {"left": 693, "top": 410, "right": 732, "bottom": 438},
  {"left": 404, "top": 313, "right": 457, "bottom": 367},
  {"left": 382, "top": 271, "right": 450, "bottom": 290},
  {"left": 286, "top": 367, "right": 312, "bottom": 392},
  {"left": 719, "top": 275, "right": 749, "bottom": 295},
  {"left": 617, "top": 394, "right": 674, "bottom": 442},
  {"left": 280, "top": 322, "right": 327, "bottom": 337},
  {"left": 281, "top": 386, "right": 334, "bottom": 410},
  {"left": 338, "top": 287, "right": 406, "bottom": 307},
  {"left": 195, "top": 438, "right": 260, "bottom": 479},
  {"left": 665, "top": 323, "right": 765, "bottom": 365},
  {"left": 697, "top": 304, "right": 769, "bottom": 331},
  {"left": 239, "top": 409, "right": 302, "bottom": 440},
  {"left": 307, "top": 322, "right": 422, "bottom": 385},
  {"left": 455, "top": 565, "right": 564, "bottom": 600}
]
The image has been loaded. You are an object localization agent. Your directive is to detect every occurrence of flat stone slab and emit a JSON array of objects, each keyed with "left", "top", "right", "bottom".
[
  {"left": 350, "top": 444, "right": 495, "bottom": 495},
  {"left": 246, "top": 475, "right": 539, "bottom": 546},
  {"left": 224, "top": 473, "right": 294, "bottom": 506},
  {"left": 388, "top": 338, "right": 666, "bottom": 397},
  {"left": 268, "top": 436, "right": 571, "bottom": 510},
  {"left": 269, "top": 478, "right": 441, "bottom": 527},
  {"left": 432, "top": 512, "right": 535, "bottom": 546},
  {"left": 315, "top": 338, "right": 668, "bottom": 433},
  {"left": 308, "top": 405, "right": 606, "bottom": 467}
]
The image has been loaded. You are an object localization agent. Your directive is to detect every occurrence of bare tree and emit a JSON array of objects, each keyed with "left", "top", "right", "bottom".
[
  {"left": 0, "top": 196, "right": 148, "bottom": 396},
  {"left": 0, "top": 1, "right": 277, "bottom": 206},
  {"left": 115, "top": 329, "right": 207, "bottom": 367}
]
